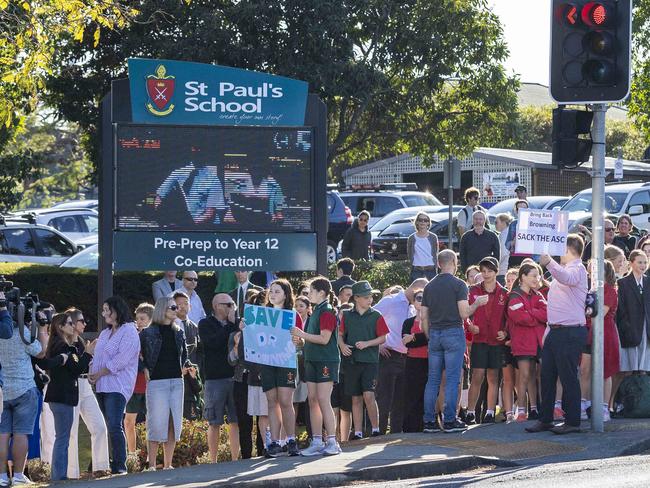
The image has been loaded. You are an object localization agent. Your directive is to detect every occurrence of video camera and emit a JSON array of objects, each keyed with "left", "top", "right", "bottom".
[{"left": 0, "top": 276, "right": 53, "bottom": 345}]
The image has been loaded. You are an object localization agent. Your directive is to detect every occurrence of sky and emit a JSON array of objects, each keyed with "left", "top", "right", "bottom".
[{"left": 490, "top": 0, "right": 551, "bottom": 85}]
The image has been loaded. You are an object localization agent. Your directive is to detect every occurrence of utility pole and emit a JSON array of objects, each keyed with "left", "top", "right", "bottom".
[{"left": 590, "top": 103, "right": 608, "bottom": 433}]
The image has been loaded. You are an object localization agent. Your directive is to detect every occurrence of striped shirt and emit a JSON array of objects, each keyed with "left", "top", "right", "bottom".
[{"left": 90, "top": 322, "right": 140, "bottom": 401}]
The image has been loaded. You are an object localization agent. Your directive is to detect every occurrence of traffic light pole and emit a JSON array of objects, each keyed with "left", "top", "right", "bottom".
[{"left": 590, "top": 103, "right": 608, "bottom": 433}]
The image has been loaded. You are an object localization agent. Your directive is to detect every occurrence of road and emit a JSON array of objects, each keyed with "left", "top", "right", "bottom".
[{"left": 342, "top": 454, "right": 650, "bottom": 488}]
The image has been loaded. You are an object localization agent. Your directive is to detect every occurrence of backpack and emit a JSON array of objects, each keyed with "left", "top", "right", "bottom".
[
  {"left": 618, "top": 374, "right": 650, "bottom": 418},
  {"left": 457, "top": 206, "right": 491, "bottom": 238}
]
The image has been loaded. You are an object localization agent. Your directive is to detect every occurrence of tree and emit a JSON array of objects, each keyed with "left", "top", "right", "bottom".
[
  {"left": 43, "top": 0, "right": 519, "bottom": 176},
  {"left": 0, "top": 0, "right": 135, "bottom": 128},
  {"left": 504, "top": 105, "right": 644, "bottom": 161},
  {"left": 0, "top": 114, "right": 93, "bottom": 210},
  {"left": 625, "top": 1, "right": 650, "bottom": 150}
]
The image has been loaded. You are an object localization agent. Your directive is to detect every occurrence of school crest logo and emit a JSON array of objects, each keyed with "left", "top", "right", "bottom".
[
  {"left": 146, "top": 64, "right": 175, "bottom": 116},
  {"left": 322, "top": 366, "right": 330, "bottom": 378}
]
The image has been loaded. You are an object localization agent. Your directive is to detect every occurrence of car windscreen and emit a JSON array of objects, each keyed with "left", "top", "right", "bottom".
[
  {"left": 561, "top": 192, "right": 627, "bottom": 213},
  {"left": 379, "top": 221, "right": 415, "bottom": 238},
  {"left": 402, "top": 194, "right": 442, "bottom": 207}
]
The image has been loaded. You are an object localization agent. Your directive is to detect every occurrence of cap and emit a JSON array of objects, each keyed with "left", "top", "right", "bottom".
[
  {"left": 351, "top": 281, "right": 379, "bottom": 297},
  {"left": 514, "top": 185, "right": 527, "bottom": 193},
  {"left": 478, "top": 257, "right": 499, "bottom": 273}
]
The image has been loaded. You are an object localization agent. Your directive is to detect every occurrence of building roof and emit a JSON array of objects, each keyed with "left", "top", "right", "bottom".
[
  {"left": 517, "top": 82, "right": 628, "bottom": 121},
  {"left": 474, "top": 147, "right": 650, "bottom": 173},
  {"left": 342, "top": 148, "right": 650, "bottom": 177}
]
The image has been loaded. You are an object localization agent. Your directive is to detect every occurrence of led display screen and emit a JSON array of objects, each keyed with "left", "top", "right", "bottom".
[{"left": 115, "top": 125, "right": 312, "bottom": 232}]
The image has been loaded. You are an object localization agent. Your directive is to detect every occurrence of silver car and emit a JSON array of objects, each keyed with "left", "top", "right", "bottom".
[{"left": 0, "top": 218, "right": 78, "bottom": 265}]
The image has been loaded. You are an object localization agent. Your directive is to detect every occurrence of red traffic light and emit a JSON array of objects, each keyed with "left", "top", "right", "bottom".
[{"left": 582, "top": 2, "right": 612, "bottom": 28}]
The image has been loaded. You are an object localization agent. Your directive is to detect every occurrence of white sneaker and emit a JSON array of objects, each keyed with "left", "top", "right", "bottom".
[
  {"left": 603, "top": 404, "right": 611, "bottom": 422},
  {"left": 322, "top": 441, "right": 342, "bottom": 456},
  {"left": 580, "top": 409, "right": 588, "bottom": 421},
  {"left": 0, "top": 474, "right": 9, "bottom": 487},
  {"left": 300, "top": 440, "right": 325, "bottom": 456},
  {"left": 11, "top": 473, "right": 33, "bottom": 485}
]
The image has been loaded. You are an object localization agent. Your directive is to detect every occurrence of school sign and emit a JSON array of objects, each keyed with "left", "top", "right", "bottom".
[{"left": 128, "top": 58, "right": 309, "bottom": 126}]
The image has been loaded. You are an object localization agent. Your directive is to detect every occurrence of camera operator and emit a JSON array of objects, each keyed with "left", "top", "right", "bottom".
[
  {"left": 0, "top": 292, "right": 14, "bottom": 412},
  {"left": 0, "top": 291, "right": 49, "bottom": 486}
]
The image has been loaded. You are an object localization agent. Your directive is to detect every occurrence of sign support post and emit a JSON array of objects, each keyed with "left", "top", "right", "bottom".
[{"left": 590, "top": 103, "right": 607, "bottom": 433}]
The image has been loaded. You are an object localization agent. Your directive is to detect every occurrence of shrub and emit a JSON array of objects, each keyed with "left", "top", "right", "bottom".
[
  {"left": 0, "top": 260, "right": 411, "bottom": 330},
  {"left": 134, "top": 419, "right": 235, "bottom": 469}
]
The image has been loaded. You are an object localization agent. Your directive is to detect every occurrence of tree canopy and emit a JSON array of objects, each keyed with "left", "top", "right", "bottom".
[{"left": 41, "top": 0, "right": 519, "bottom": 175}]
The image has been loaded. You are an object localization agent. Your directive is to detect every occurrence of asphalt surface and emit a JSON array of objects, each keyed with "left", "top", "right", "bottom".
[
  {"left": 48, "top": 418, "right": 650, "bottom": 487},
  {"left": 340, "top": 454, "right": 650, "bottom": 487}
]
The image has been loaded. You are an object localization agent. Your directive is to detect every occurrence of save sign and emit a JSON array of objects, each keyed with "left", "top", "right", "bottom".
[
  {"left": 243, "top": 304, "right": 297, "bottom": 368},
  {"left": 514, "top": 208, "right": 569, "bottom": 256}
]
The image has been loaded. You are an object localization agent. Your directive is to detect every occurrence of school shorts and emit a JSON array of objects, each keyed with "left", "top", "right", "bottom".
[
  {"left": 260, "top": 366, "right": 297, "bottom": 392},
  {"left": 344, "top": 362, "right": 378, "bottom": 396},
  {"left": 304, "top": 360, "right": 339, "bottom": 383}
]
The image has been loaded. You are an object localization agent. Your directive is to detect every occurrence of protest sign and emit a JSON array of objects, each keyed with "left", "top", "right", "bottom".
[
  {"left": 514, "top": 208, "right": 569, "bottom": 256},
  {"left": 243, "top": 304, "right": 297, "bottom": 368}
]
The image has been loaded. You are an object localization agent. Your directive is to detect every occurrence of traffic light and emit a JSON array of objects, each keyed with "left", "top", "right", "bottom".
[
  {"left": 550, "top": 1, "right": 632, "bottom": 103},
  {"left": 552, "top": 107, "right": 594, "bottom": 167}
]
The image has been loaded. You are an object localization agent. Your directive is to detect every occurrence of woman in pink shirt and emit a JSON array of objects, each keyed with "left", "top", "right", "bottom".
[{"left": 89, "top": 296, "right": 140, "bottom": 475}]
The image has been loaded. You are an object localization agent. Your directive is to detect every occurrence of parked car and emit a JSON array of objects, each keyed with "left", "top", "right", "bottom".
[
  {"left": 561, "top": 182, "right": 650, "bottom": 232},
  {"left": 52, "top": 199, "right": 99, "bottom": 210},
  {"left": 371, "top": 214, "right": 459, "bottom": 261},
  {"left": 10, "top": 208, "right": 98, "bottom": 246},
  {"left": 0, "top": 216, "right": 78, "bottom": 265},
  {"left": 369, "top": 205, "right": 464, "bottom": 240},
  {"left": 327, "top": 190, "right": 353, "bottom": 264},
  {"left": 339, "top": 189, "right": 442, "bottom": 226},
  {"left": 60, "top": 243, "right": 98, "bottom": 269},
  {"left": 486, "top": 196, "right": 569, "bottom": 225}
]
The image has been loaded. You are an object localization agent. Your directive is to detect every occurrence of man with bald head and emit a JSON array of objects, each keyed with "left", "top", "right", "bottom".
[
  {"left": 198, "top": 294, "right": 240, "bottom": 462},
  {"left": 171, "top": 270, "right": 207, "bottom": 324}
]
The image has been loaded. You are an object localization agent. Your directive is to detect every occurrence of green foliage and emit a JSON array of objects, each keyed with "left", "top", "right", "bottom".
[
  {"left": 0, "top": 261, "right": 412, "bottom": 328},
  {"left": 43, "top": 0, "right": 518, "bottom": 177},
  {"left": 133, "top": 419, "right": 234, "bottom": 468},
  {"left": 0, "top": 115, "right": 94, "bottom": 210},
  {"left": 504, "top": 105, "right": 645, "bottom": 160}
]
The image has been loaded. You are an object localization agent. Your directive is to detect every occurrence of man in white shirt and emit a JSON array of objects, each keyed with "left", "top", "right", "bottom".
[
  {"left": 229, "top": 271, "right": 263, "bottom": 318},
  {"left": 373, "top": 278, "right": 428, "bottom": 434},
  {"left": 170, "top": 271, "right": 206, "bottom": 325}
]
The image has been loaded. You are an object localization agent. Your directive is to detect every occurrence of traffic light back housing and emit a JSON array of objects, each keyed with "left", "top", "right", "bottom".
[
  {"left": 550, "top": 0, "right": 631, "bottom": 104},
  {"left": 552, "top": 107, "right": 594, "bottom": 168}
]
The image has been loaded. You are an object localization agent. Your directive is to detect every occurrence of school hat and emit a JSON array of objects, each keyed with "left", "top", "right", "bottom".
[
  {"left": 478, "top": 257, "right": 499, "bottom": 273},
  {"left": 351, "top": 281, "right": 379, "bottom": 297},
  {"left": 514, "top": 185, "right": 527, "bottom": 193}
]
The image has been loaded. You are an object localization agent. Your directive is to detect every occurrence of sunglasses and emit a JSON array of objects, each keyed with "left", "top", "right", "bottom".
[
  {"left": 218, "top": 302, "right": 235, "bottom": 307},
  {"left": 415, "top": 296, "right": 423, "bottom": 302},
  {"left": 183, "top": 277, "right": 199, "bottom": 282},
  {"left": 416, "top": 219, "right": 430, "bottom": 223},
  {"left": 77, "top": 319, "right": 86, "bottom": 324},
  {"left": 605, "top": 228, "right": 615, "bottom": 232},
  {"left": 358, "top": 218, "right": 369, "bottom": 222},
  {"left": 168, "top": 305, "right": 179, "bottom": 311}
]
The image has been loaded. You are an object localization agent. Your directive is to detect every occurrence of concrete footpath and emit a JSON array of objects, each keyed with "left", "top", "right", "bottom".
[{"left": 59, "top": 418, "right": 650, "bottom": 487}]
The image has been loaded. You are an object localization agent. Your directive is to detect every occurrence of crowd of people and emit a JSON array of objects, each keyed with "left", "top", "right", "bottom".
[{"left": 0, "top": 185, "right": 649, "bottom": 484}]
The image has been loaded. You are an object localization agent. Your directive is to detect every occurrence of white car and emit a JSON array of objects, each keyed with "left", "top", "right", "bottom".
[
  {"left": 60, "top": 244, "right": 98, "bottom": 269},
  {"left": 561, "top": 182, "right": 650, "bottom": 232},
  {"left": 0, "top": 217, "right": 78, "bottom": 265},
  {"left": 52, "top": 199, "right": 98, "bottom": 210},
  {"left": 339, "top": 190, "right": 442, "bottom": 227},
  {"left": 369, "top": 205, "right": 464, "bottom": 240},
  {"left": 11, "top": 208, "right": 98, "bottom": 246}
]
